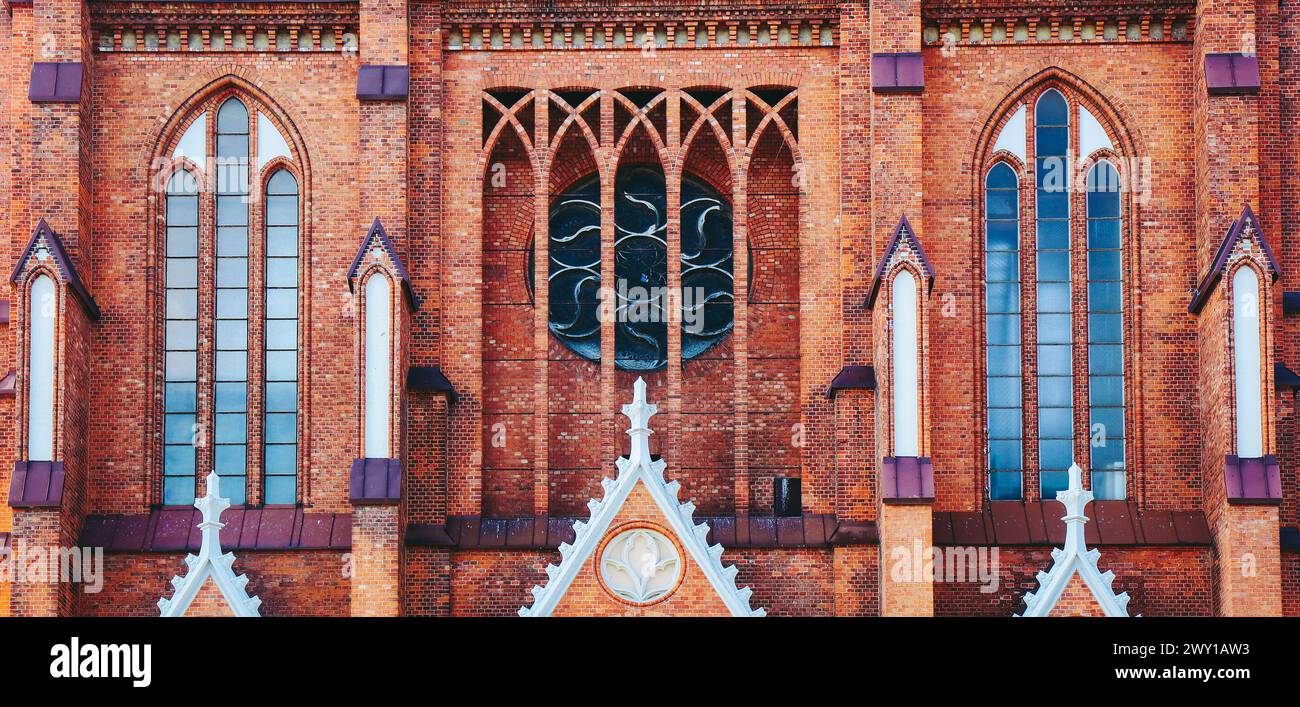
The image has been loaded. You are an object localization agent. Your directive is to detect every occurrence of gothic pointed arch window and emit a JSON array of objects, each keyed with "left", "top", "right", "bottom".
[
  {"left": 981, "top": 83, "right": 1129, "bottom": 500},
  {"left": 160, "top": 91, "right": 304, "bottom": 506}
]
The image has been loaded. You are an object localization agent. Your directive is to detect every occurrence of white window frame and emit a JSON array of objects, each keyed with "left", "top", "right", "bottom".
[
  {"left": 1232, "top": 266, "right": 1264, "bottom": 458},
  {"left": 364, "top": 273, "right": 393, "bottom": 459},
  {"left": 892, "top": 269, "right": 920, "bottom": 457},
  {"left": 27, "top": 274, "right": 57, "bottom": 461}
]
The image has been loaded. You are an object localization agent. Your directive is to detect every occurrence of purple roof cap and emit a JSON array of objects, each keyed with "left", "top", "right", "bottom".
[
  {"left": 407, "top": 365, "right": 457, "bottom": 400},
  {"left": 871, "top": 52, "right": 924, "bottom": 93},
  {"left": 1205, "top": 53, "right": 1261, "bottom": 94},
  {"left": 357, "top": 65, "right": 410, "bottom": 101},
  {"left": 8, "top": 460, "right": 65, "bottom": 508},
  {"left": 826, "top": 365, "right": 877, "bottom": 398},
  {"left": 28, "top": 62, "right": 83, "bottom": 103},
  {"left": 347, "top": 217, "right": 421, "bottom": 310},
  {"left": 78, "top": 509, "right": 352, "bottom": 552},
  {"left": 0, "top": 370, "right": 15, "bottom": 398},
  {"left": 9, "top": 219, "right": 100, "bottom": 320},
  {"left": 1189, "top": 204, "right": 1279, "bottom": 313},
  {"left": 866, "top": 214, "right": 935, "bottom": 307},
  {"left": 1224, "top": 454, "right": 1283, "bottom": 504},
  {"left": 0, "top": 299, "right": 9, "bottom": 324},
  {"left": 882, "top": 456, "right": 935, "bottom": 503},
  {"left": 349, "top": 458, "right": 403, "bottom": 505},
  {"left": 1276, "top": 362, "right": 1300, "bottom": 390}
]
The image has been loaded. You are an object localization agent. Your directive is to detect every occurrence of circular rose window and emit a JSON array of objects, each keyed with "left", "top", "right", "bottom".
[{"left": 598, "top": 526, "right": 683, "bottom": 605}]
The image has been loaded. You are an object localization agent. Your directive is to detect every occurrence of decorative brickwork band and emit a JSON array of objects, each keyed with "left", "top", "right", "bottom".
[
  {"left": 1224, "top": 455, "right": 1283, "bottom": 505},
  {"left": 28, "top": 62, "right": 83, "bottom": 103},
  {"left": 871, "top": 52, "right": 924, "bottom": 93},
  {"left": 8, "top": 460, "right": 65, "bottom": 508},
  {"left": 881, "top": 456, "right": 935, "bottom": 504},
  {"left": 357, "top": 65, "right": 410, "bottom": 100},
  {"left": 826, "top": 365, "right": 876, "bottom": 398},
  {"left": 1205, "top": 53, "right": 1261, "bottom": 95},
  {"left": 349, "top": 458, "right": 403, "bottom": 505}
]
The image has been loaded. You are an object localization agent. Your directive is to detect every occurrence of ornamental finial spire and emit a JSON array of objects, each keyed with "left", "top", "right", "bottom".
[
  {"left": 194, "top": 472, "right": 231, "bottom": 558},
  {"left": 1057, "top": 463, "right": 1093, "bottom": 554},
  {"left": 621, "top": 377, "right": 657, "bottom": 467}
]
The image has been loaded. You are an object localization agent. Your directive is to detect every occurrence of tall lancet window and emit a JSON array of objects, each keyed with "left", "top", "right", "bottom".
[
  {"left": 214, "top": 97, "right": 251, "bottom": 504},
  {"left": 985, "top": 162, "right": 1022, "bottom": 499},
  {"left": 892, "top": 270, "right": 920, "bottom": 456},
  {"left": 263, "top": 169, "right": 300, "bottom": 503},
  {"left": 1233, "top": 267, "right": 1264, "bottom": 458},
  {"left": 983, "top": 84, "right": 1129, "bottom": 500},
  {"left": 163, "top": 170, "right": 201, "bottom": 504},
  {"left": 1086, "top": 161, "right": 1126, "bottom": 499},
  {"left": 364, "top": 274, "right": 393, "bottom": 458},
  {"left": 1034, "top": 88, "right": 1073, "bottom": 498},
  {"left": 27, "top": 274, "right": 57, "bottom": 461}
]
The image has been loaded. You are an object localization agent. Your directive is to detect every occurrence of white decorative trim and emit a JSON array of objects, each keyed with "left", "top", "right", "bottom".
[
  {"left": 519, "top": 378, "right": 765, "bottom": 617},
  {"left": 157, "top": 472, "right": 262, "bottom": 617},
  {"left": 1017, "top": 464, "right": 1132, "bottom": 617}
]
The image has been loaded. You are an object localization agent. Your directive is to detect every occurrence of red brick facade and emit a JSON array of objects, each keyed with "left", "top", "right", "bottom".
[{"left": 2, "top": 0, "right": 1298, "bottom": 617}]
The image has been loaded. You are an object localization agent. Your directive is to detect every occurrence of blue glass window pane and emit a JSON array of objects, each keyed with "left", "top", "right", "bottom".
[
  {"left": 1088, "top": 251, "right": 1121, "bottom": 281},
  {"left": 266, "top": 321, "right": 297, "bottom": 351},
  {"left": 1088, "top": 219, "right": 1121, "bottom": 249},
  {"left": 986, "top": 220, "right": 1018, "bottom": 250},
  {"left": 1037, "top": 282, "right": 1070, "bottom": 312},
  {"left": 214, "top": 382, "right": 247, "bottom": 412},
  {"left": 986, "top": 314, "right": 1021, "bottom": 345},
  {"left": 166, "top": 290, "right": 198, "bottom": 319},
  {"left": 986, "top": 346, "right": 1021, "bottom": 376},
  {"left": 1039, "top": 378, "right": 1072, "bottom": 407},
  {"left": 989, "top": 471, "right": 1023, "bottom": 500},
  {"left": 1039, "top": 408, "right": 1072, "bottom": 437},
  {"left": 217, "top": 258, "right": 248, "bottom": 287},
  {"left": 1090, "top": 408, "right": 1125, "bottom": 439},
  {"left": 986, "top": 252, "right": 1019, "bottom": 281},
  {"left": 265, "top": 413, "right": 297, "bottom": 444},
  {"left": 217, "top": 228, "right": 247, "bottom": 256},
  {"left": 163, "top": 477, "right": 195, "bottom": 506},
  {"left": 164, "top": 383, "right": 197, "bottom": 412},
  {"left": 1089, "top": 344, "right": 1123, "bottom": 375},
  {"left": 266, "top": 351, "right": 297, "bottom": 381},
  {"left": 1037, "top": 252, "right": 1070, "bottom": 281},
  {"left": 214, "top": 446, "right": 246, "bottom": 474},
  {"left": 1036, "top": 219, "right": 1069, "bottom": 251},
  {"left": 216, "top": 192, "right": 249, "bottom": 223},
  {"left": 223, "top": 480, "right": 247, "bottom": 506},
  {"left": 1093, "top": 471, "right": 1125, "bottom": 500},
  {"left": 267, "top": 169, "right": 298, "bottom": 195},
  {"left": 163, "top": 445, "right": 195, "bottom": 474},
  {"left": 986, "top": 190, "right": 1017, "bottom": 217},
  {"left": 266, "top": 289, "right": 297, "bottom": 319},
  {"left": 267, "top": 227, "right": 298, "bottom": 256},
  {"left": 164, "top": 352, "right": 196, "bottom": 382},
  {"left": 167, "top": 229, "right": 198, "bottom": 257},
  {"left": 267, "top": 195, "right": 298, "bottom": 226},
  {"left": 1038, "top": 344, "right": 1072, "bottom": 376},
  {"left": 988, "top": 409, "right": 1022, "bottom": 437},
  {"left": 215, "top": 351, "right": 248, "bottom": 381},
  {"left": 214, "top": 413, "right": 247, "bottom": 444},
  {"left": 216, "top": 289, "right": 248, "bottom": 319},
  {"left": 1036, "top": 188, "right": 1068, "bottom": 218},
  {"left": 1036, "top": 127, "right": 1069, "bottom": 158},
  {"left": 1089, "top": 376, "right": 1124, "bottom": 406},
  {"left": 167, "top": 258, "right": 198, "bottom": 288},
  {"left": 986, "top": 163, "right": 1017, "bottom": 190},
  {"left": 266, "top": 382, "right": 297, "bottom": 412},
  {"left": 167, "top": 197, "right": 198, "bottom": 226},
  {"left": 217, "top": 98, "right": 248, "bottom": 132},
  {"left": 1040, "top": 440, "right": 1074, "bottom": 470},
  {"left": 164, "top": 413, "right": 196, "bottom": 444},
  {"left": 1087, "top": 282, "right": 1121, "bottom": 312},
  {"left": 1037, "top": 313, "right": 1072, "bottom": 344},
  {"left": 987, "top": 377, "right": 1022, "bottom": 408},
  {"left": 216, "top": 320, "right": 248, "bottom": 348},
  {"left": 1091, "top": 438, "right": 1125, "bottom": 470},
  {"left": 988, "top": 441, "right": 1022, "bottom": 470},
  {"left": 1036, "top": 90, "right": 1068, "bottom": 125},
  {"left": 986, "top": 284, "right": 1020, "bottom": 313},
  {"left": 1040, "top": 470, "right": 1069, "bottom": 499},
  {"left": 264, "top": 443, "right": 296, "bottom": 472},
  {"left": 267, "top": 258, "right": 297, "bottom": 287},
  {"left": 166, "top": 321, "right": 197, "bottom": 350},
  {"left": 1087, "top": 191, "right": 1121, "bottom": 220},
  {"left": 1088, "top": 314, "right": 1123, "bottom": 343},
  {"left": 264, "top": 475, "right": 296, "bottom": 505}
]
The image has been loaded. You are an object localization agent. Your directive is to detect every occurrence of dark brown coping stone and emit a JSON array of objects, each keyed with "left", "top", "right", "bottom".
[
  {"left": 78, "top": 509, "right": 351, "bottom": 552},
  {"left": 934, "top": 502, "right": 1211, "bottom": 547}
]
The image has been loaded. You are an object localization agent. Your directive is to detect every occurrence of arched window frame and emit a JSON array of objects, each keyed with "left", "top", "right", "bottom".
[
  {"left": 978, "top": 81, "right": 1135, "bottom": 501},
  {"left": 22, "top": 268, "right": 61, "bottom": 462},
  {"left": 885, "top": 261, "right": 926, "bottom": 458},
  {"left": 1228, "top": 261, "right": 1268, "bottom": 458},
  {"left": 359, "top": 267, "right": 398, "bottom": 459},
  {"left": 153, "top": 85, "right": 308, "bottom": 507}
]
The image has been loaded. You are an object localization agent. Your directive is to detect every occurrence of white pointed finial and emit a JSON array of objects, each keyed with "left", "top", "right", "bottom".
[
  {"left": 1056, "top": 463, "right": 1093, "bottom": 553},
  {"left": 621, "top": 377, "right": 657, "bottom": 468},
  {"left": 194, "top": 472, "right": 231, "bottom": 559}
]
